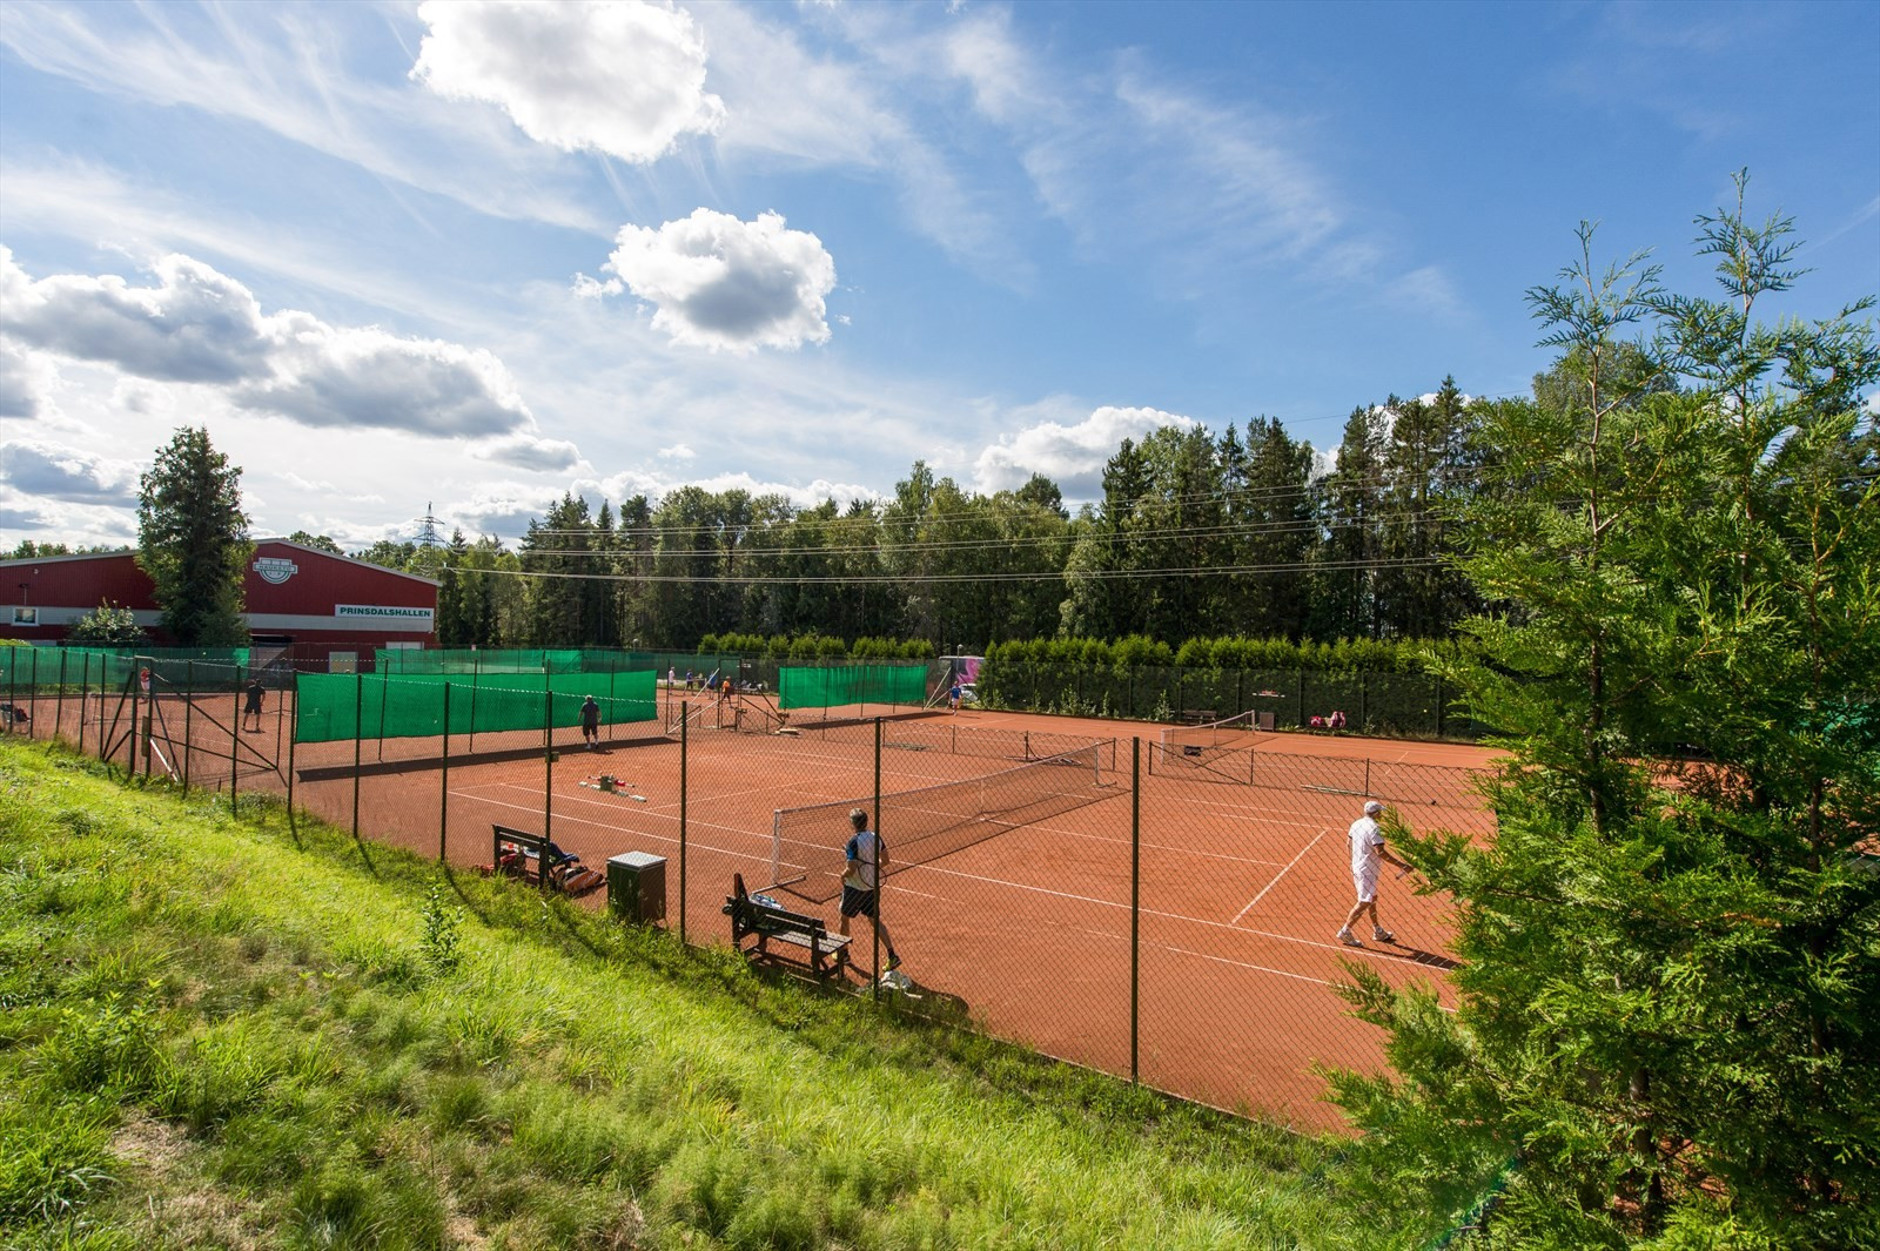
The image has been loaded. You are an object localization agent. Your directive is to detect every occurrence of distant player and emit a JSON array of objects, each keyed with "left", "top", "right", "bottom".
[
  {"left": 580, "top": 694, "right": 600, "bottom": 750},
  {"left": 242, "top": 678, "right": 264, "bottom": 732},
  {"left": 837, "top": 807, "right": 901, "bottom": 975},
  {"left": 948, "top": 682, "right": 962, "bottom": 713},
  {"left": 1337, "top": 800, "right": 1409, "bottom": 947}
]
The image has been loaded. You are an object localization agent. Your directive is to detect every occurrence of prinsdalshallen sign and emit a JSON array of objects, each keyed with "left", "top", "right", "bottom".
[{"left": 335, "top": 604, "right": 435, "bottom": 624}]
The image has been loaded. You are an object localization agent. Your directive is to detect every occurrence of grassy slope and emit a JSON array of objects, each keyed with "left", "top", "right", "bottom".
[{"left": 0, "top": 739, "right": 1429, "bottom": 1250}]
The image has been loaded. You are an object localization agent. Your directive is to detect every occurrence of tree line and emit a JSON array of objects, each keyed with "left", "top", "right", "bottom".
[{"left": 337, "top": 374, "right": 1499, "bottom": 655}]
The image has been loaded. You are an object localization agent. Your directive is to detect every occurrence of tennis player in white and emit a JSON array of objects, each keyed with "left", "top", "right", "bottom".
[{"left": 1338, "top": 800, "right": 1410, "bottom": 947}]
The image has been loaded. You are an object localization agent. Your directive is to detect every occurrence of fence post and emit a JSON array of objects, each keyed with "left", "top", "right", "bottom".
[
  {"left": 352, "top": 670, "right": 363, "bottom": 842},
  {"left": 77, "top": 653, "right": 89, "bottom": 759},
  {"left": 125, "top": 666, "right": 137, "bottom": 779},
  {"left": 286, "top": 683, "right": 297, "bottom": 840},
  {"left": 1131, "top": 736, "right": 1141, "bottom": 1084},
  {"left": 55, "top": 649, "right": 67, "bottom": 747},
  {"left": 440, "top": 682, "right": 451, "bottom": 863},
  {"left": 230, "top": 669, "right": 240, "bottom": 803},
  {"left": 542, "top": 675, "right": 553, "bottom": 889},
  {"left": 1435, "top": 675, "right": 1445, "bottom": 738},
  {"left": 680, "top": 703, "right": 688, "bottom": 944},
  {"left": 1296, "top": 668, "right": 1305, "bottom": 727},
  {"left": 1359, "top": 670, "right": 1368, "bottom": 732},
  {"left": 873, "top": 715, "right": 883, "bottom": 1002},
  {"left": 182, "top": 660, "right": 193, "bottom": 793}
]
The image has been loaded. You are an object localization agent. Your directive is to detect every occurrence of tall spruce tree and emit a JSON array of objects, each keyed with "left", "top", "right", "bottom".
[
  {"left": 1328, "top": 190, "right": 1879, "bottom": 1245},
  {"left": 136, "top": 426, "right": 250, "bottom": 646}
]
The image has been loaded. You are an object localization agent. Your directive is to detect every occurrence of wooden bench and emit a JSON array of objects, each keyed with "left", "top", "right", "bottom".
[
  {"left": 1174, "top": 709, "right": 1218, "bottom": 725},
  {"left": 722, "top": 873, "right": 850, "bottom": 979},
  {"left": 487, "top": 824, "right": 604, "bottom": 895}
]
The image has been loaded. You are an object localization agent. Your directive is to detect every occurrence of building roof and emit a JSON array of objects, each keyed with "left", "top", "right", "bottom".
[{"left": 1, "top": 539, "right": 441, "bottom": 588}]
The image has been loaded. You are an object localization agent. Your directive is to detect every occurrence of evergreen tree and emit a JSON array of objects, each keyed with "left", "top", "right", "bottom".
[
  {"left": 136, "top": 425, "right": 250, "bottom": 646},
  {"left": 1329, "top": 191, "right": 1880, "bottom": 1244},
  {"left": 1309, "top": 406, "right": 1388, "bottom": 639}
]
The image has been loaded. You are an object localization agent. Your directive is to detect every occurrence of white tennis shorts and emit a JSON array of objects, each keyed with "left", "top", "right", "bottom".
[{"left": 1353, "top": 867, "right": 1379, "bottom": 904}]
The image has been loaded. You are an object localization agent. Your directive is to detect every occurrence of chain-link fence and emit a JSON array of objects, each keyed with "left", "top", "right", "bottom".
[
  {"left": 4, "top": 645, "right": 1489, "bottom": 1130},
  {"left": 979, "top": 659, "right": 1488, "bottom": 739}
]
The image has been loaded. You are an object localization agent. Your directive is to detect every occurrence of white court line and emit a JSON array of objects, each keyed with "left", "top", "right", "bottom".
[
  {"left": 1230, "top": 827, "right": 1328, "bottom": 925},
  {"left": 908, "top": 861, "right": 1412, "bottom": 963},
  {"left": 455, "top": 784, "right": 769, "bottom": 862}
]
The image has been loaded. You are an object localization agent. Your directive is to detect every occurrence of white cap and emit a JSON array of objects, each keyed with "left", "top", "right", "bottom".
[{"left": 1363, "top": 800, "right": 1384, "bottom": 816}]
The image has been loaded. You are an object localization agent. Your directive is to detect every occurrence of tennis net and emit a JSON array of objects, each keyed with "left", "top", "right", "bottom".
[
  {"left": 770, "top": 744, "right": 1112, "bottom": 902},
  {"left": 1159, "top": 709, "right": 1260, "bottom": 751}
]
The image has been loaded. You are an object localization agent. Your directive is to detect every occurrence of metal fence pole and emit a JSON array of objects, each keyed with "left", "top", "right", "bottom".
[
  {"left": 542, "top": 677, "right": 553, "bottom": 891},
  {"left": 125, "top": 666, "right": 137, "bottom": 778},
  {"left": 873, "top": 716, "right": 883, "bottom": 1001},
  {"left": 182, "top": 661, "right": 193, "bottom": 793},
  {"left": 352, "top": 670, "right": 363, "bottom": 841},
  {"left": 55, "top": 649, "right": 67, "bottom": 747},
  {"left": 230, "top": 671, "right": 240, "bottom": 799},
  {"left": 679, "top": 704, "right": 688, "bottom": 944},
  {"left": 1131, "top": 736, "right": 1141, "bottom": 1083},
  {"left": 77, "top": 653, "right": 89, "bottom": 759},
  {"left": 286, "top": 689, "right": 297, "bottom": 839},
  {"left": 440, "top": 682, "right": 451, "bottom": 863}
]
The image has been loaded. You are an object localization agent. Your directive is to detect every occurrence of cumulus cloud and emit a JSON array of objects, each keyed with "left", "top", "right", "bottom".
[
  {"left": 658, "top": 443, "right": 696, "bottom": 461},
  {"left": 968, "top": 404, "right": 1201, "bottom": 501},
  {"left": 0, "top": 439, "right": 141, "bottom": 504},
  {"left": 468, "top": 431, "right": 585, "bottom": 473},
  {"left": 973, "top": 404, "right": 1197, "bottom": 497},
  {"left": 593, "top": 209, "right": 837, "bottom": 352},
  {"left": 589, "top": 467, "right": 877, "bottom": 515},
  {"left": 0, "top": 337, "right": 53, "bottom": 419},
  {"left": 234, "top": 320, "right": 532, "bottom": 436},
  {"left": 0, "top": 249, "right": 537, "bottom": 441},
  {"left": 412, "top": 0, "right": 724, "bottom": 162},
  {"left": 449, "top": 484, "right": 568, "bottom": 536},
  {"left": 1, "top": 247, "right": 270, "bottom": 383}
]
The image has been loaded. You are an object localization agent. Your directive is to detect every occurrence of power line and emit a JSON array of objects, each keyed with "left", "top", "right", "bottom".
[{"left": 446, "top": 554, "right": 1452, "bottom": 587}]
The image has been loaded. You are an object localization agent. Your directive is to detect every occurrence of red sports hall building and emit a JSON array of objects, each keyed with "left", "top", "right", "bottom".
[{"left": 0, "top": 539, "right": 438, "bottom": 670}]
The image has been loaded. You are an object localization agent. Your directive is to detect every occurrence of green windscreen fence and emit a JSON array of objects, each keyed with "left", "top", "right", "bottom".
[
  {"left": 296, "top": 670, "right": 658, "bottom": 743},
  {"left": 373, "top": 647, "right": 744, "bottom": 680},
  {"left": 375, "top": 648, "right": 586, "bottom": 675},
  {"left": 1, "top": 647, "right": 252, "bottom": 691},
  {"left": 778, "top": 664, "right": 927, "bottom": 711}
]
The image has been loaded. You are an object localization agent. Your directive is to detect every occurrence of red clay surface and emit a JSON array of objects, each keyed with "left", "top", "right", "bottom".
[{"left": 15, "top": 691, "right": 1496, "bottom": 1132}]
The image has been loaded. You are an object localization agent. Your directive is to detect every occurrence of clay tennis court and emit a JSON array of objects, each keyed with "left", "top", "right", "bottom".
[{"left": 22, "top": 690, "right": 1494, "bottom": 1130}]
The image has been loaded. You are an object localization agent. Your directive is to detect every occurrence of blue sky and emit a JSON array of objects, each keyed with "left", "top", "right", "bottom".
[{"left": 2, "top": 0, "right": 1876, "bottom": 550}]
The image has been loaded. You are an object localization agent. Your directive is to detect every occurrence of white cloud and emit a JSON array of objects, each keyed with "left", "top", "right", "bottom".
[
  {"left": 595, "top": 209, "right": 837, "bottom": 351},
  {"left": 412, "top": 0, "right": 724, "bottom": 162},
  {"left": 1, "top": 248, "right": 271, "bottom": 384},
  {"left": 0, "top": 337, "right": 55, "bottom": 419},
  {"left": 0, "top": 3, "right": 604, "bottom": 234},
  {"left": 1, "top": 250, "right": 538, "bottom": 441},
  {"left": 0, "top": 438, "right": 141, "bottom": 504},
  {"left": 236, "top": 321, "right": 533, "bottom": 437},
  {"left": 447, "top": 483, "right": 568, "bottom": 536},
  {"left": 590, "top": 467, "right": 878, "bottom": 514},
  {"left": 468, "top": 431, "right": 586, "bottom": 473},
  {"left": 974, "top": 404, "right": 1198, "bottom": 497},
  {"left": 658, "top": 443, "right": 696, "bottom": 460},
  {"left": 0, "top": 494, "right": 138, "bottom": 549}
]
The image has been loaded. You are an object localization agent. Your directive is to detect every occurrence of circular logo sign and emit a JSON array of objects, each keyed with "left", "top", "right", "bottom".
[{"left": 253, "top": 557, "right": 299, "bottom": 585}]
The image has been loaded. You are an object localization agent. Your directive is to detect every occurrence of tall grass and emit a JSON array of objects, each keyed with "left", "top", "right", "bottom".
[{"left": 0, "top": 737, "right": 1440, "bottom": 1249}]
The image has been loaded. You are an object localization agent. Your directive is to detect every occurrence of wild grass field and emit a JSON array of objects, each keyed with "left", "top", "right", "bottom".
[{"left": 0, "top": 736, "right": 1491, "bottom": 1250}]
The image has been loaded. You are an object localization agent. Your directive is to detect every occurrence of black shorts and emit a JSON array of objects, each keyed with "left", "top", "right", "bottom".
[{"left": 839, "top": 885, "right": 878, "bottom": 919}]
